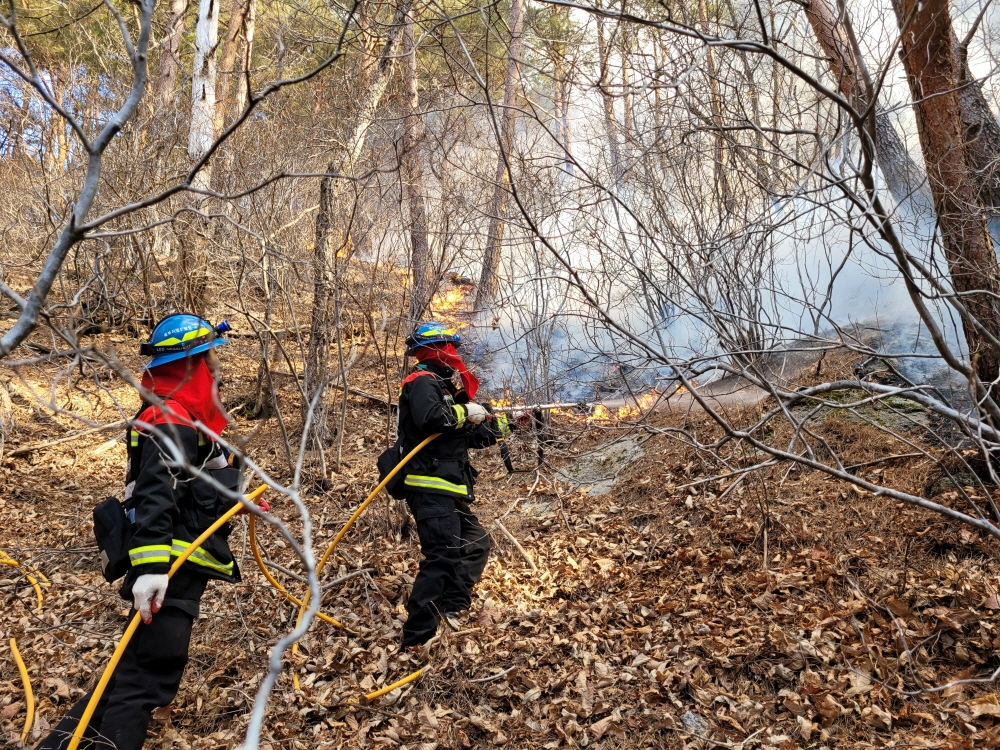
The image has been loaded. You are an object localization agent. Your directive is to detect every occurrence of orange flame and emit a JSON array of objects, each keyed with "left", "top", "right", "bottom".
[
  {"left": 590, "top": 389, "right": 662, "bottom": 422},
  {"left": 428, "top": 285, "right": 473, "bottom": 330},
  {"left": 433, "top": 288, "right": 469, "bottom": 312}
]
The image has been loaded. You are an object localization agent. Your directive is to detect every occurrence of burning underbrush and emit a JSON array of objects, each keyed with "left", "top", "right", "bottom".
[{"left": 2, "top": 332, "right": 1000, "bottom": 750}]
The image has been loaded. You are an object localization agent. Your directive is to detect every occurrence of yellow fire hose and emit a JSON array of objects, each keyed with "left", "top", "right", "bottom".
[
  {"left": 10, "top": 637, "right": 34, "bottom": 744},
  {"left": 4, "top": 550, "right": 49, "bottom": 743},
  {"left": 58, "top": 432, "right": 439, "bottom": 749},
  {"left": 0, "top": 549, "right": 49, "bottom": 614},
  {"left": 290, "top": 433, "right": 439, "bottom": 696},
  {"left": 248, "top": 514, "right": 344, "bottom": 628},
  {"left": 66, "top": 484, "right": 269, "bottom": 750}
]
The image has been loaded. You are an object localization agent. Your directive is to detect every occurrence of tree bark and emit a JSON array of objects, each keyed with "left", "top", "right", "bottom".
[
  {"left": 229, "top": 0, "right": 255, "bottom": 122},
  {"left": 802, "top": 0, "right": 925, "bottom": 205},
  {"left": 214, "top": 0, "right": 249, "bottom": 134},
  {"left": 699, "top": 0, "right": 729, "bottom": 214},
  {"left": 188, "top": 0, "right": 220, "bottom": 186},
  {"left": 594, "top": 10, "right": 622, "bottom": 183},
  {"left": 176, "top": 0, "right": 221, "bottom": 313},
  {"left": 893, "top": 0, "right": 1000, "bottom": 386},
  {"left": 620, "top": 23, "right": 633, "bottom": 145},
  {"left": 953, "top": 36, "right": 1000, "bottom": 215},
  {"left": 305, "top": 0, "right": 413, "bottom": 447},
  {"left": 151, "top": 0, "right": 189, "bottom": 143},
  {"left": 553, "top": 54, "right": 573, "bottom": 174},
  {"left": 474, "top": 0, "right": 525, "bottom": 310},
  {"left": 403, "top": 16, "right": 433, "bottom": 325}
]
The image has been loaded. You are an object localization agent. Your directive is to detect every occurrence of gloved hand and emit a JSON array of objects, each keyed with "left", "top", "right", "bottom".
[
  {"left": 237, "top": 498, "right": 271, "bottom": 516},
  {"left": 512, "top": 409, "right": 533, "bottom": 428},
  {"left": 465, "top": 403, "right": 489, "bottom": 425},
  {"left": 132, "top": 573, "right": 169, "bottom": 623}
]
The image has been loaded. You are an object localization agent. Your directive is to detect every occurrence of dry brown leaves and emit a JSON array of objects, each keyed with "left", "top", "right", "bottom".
[{"left": 3, "top": 337, "right": 1000, "bottom": 749}]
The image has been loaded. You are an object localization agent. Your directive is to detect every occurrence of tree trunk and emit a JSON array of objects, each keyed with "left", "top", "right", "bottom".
[
  {"left": 151, "top": 0, "right": 189, "bottom": 143},
  {"left": 474, "top": 0, "right": 525, "bottom": 310},
  {"left": 953, "top": 37, "right": 1000, "bottom": 216},
  {"left": 176, "top": 0, "right": 221, "bottom": 313},
  {"left": 305, "top": 0, "right": 413, "bottom": 447},
  {"left": 594, "top": 10, "right": 622, "bottom": 183},
  {"left": 893, "top": 0, "right": 1000, "bottom": 386},
  {"left": 229, "top": 0, "right": 255, "bottom": 122},
  {"left": 699, "top": 0, "right": 728, "bottom": 215},
  {"left": 214, "top": 0, "right": 249, "bottom": 134},
  {"left": 356, "top": 0, "right": 381, "bottom": 92},
  {"left": 802, "top": 0, "right": 925, "bottom": 205},
  {"left": 188, "top": 0, "right": 220, "bottom": 187},
  {"left": 620, "top": 24, "right": 633, "bottom": 145},
  {"left": 403, "top": 16, "right": 433, "bottom": 325},
  {"left": 553, "top": 54, "right": 573, "bottom": 174}
]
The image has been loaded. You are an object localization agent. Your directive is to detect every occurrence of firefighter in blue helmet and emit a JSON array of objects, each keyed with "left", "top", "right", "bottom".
[
  {"left": 38, "top": 314, "right": 265, "bottom": 750},
  {"left": 396, "top": 322, "right": 522, "bottom": 648}
]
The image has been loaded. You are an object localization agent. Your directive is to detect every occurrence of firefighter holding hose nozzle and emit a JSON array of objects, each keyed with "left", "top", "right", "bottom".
[
  {"left": 38, "top": 314, "right": 266, "bottom": 750},
  {"left": 395, "top": 322, "right": 528, "bottom": 649}
]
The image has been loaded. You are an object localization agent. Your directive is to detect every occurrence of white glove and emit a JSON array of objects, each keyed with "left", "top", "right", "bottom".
[
  {"left": 132, "top": 573, "right": 169, "bottom": 623},
  {"left": 465, "top": 403, "right": 489, "bottom": 425}
]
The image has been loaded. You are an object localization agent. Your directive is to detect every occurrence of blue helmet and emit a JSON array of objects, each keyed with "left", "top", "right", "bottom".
[
  {"left": 140, "top": 313, "right": 230, "bottom": 369},
  {"left": 405, "top": 321, "right": 461, "bottom": 354}
]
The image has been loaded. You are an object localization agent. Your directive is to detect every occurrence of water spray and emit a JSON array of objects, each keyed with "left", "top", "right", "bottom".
[{"left": 490, "top": 401, "right": 597, "bottom": 413}]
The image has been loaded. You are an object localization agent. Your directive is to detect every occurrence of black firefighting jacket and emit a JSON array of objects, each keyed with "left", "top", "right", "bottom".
[
  {"left": 121, "top": 403, "right": 242, "bottom": 599},
  {"left": 397, "top": 362, "right": 511, "bottom": 501}
]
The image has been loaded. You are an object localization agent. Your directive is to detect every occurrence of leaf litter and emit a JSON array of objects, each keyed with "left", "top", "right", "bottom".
[{"left": 2, "top": 337, "right": 1000, "bottom": 749}]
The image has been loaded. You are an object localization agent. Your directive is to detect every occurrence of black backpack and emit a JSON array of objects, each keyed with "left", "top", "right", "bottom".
[
  {"left": 93, "top": 401, "right": 170, "bottom": 582},
  {"left": 376, "top": 439, "right": 409, "bottom": 500}
]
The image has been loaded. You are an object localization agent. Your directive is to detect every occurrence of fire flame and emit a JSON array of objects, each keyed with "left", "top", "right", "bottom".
[
  {"left": 585, "top": 389, "right": 662, "bottom": 421},
  {"left": 432, "top": 288, "right": 469, "bottom": 312},
  {"left": 428, "top": 284, "right": 474, "bottom": 330}
]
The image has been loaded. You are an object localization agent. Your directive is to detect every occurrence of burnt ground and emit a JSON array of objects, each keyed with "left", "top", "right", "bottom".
[{"left": 2, "top": 330, "right": 1000, "bottom": 750}]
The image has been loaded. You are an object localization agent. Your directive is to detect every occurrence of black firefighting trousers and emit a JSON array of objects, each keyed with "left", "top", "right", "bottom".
[
  {"left": 36, "top": 573, "right": 206, "bottom": 750},
  {"left": 401, "top": 492, "right": 492, "bottom": 647}
]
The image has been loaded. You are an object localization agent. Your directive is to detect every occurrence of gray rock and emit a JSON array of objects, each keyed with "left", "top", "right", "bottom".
[
  {"left": 681, "top": 711, "right": 709, "bottom": 736},
  {"left": 558, "top": 438, "right": 644, "bottom": 496}
]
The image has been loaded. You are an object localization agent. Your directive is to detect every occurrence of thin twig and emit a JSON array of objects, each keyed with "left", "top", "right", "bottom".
[
  {"left": 8, "top": 422, "right": 126, "bottom": 456},
  {"left": 468, "top": 665, "right": 517, "bottom": 683},
  {"left": 494, "top": 521, "right": 537, "bottom": 571}
]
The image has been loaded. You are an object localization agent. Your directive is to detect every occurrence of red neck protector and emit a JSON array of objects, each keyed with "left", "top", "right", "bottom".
[
  {"left": 140, "top": 355, "right": 229, "bottom": 437},
  {"left": 414, "top": 343, "right": 479, "bottom": 401}
]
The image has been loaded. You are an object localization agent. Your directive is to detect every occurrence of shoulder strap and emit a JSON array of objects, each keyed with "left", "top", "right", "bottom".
[
  {"left": 127, "top": 399, "right": 197, "bottom": 483},
  {"left": 126, "top": 398, "right": 193, "bottom": 464},
  {"left": 401, "top": 368, "right": 437, "bottom": 387}
]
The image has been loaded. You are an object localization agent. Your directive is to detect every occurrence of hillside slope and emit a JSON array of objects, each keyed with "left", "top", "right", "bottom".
[{"left": 2, "top": 336, "right": 1000, "bottom": 750}]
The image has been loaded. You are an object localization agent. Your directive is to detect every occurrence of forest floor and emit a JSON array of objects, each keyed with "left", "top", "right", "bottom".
[{"left": 3, "top": 320, "right": 1000, "bottom": 750}]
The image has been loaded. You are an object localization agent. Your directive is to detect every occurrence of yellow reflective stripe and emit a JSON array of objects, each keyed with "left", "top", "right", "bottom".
[
  {"left": 451, "top": 404, "right": 467, "bottom": 427},
  {"left": 129, "top": 545, "right": 171, "bottom": 565},
  {"left": 496, "top": 414, "right": 512, "bottom": 437},
  {"left": 422, "top": 328, "right": 456, "bottom": 337},
  {"left": 404, "top": 474, "right": 468, "bottom": 495},
  {"left": 170, "top": 540, "right": 234, "bottom": 575},
  {"left": 157, "top": 327, "right": 213, "bottom": 347}
]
